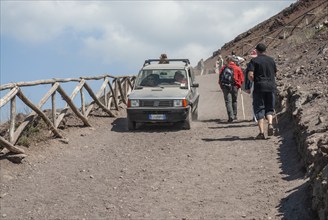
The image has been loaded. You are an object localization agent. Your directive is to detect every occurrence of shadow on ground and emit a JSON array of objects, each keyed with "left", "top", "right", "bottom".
[
  {"left": 276, "top": 114, "right": 318, "bottom": 219},
  {"left": 202, "top": 136, "right": 255, "bottom": 142},
  {"left": 111, "top": 117, "right": 185, "bottom": 133}
]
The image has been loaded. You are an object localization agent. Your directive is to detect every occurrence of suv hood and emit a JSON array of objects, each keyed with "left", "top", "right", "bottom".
[{"left": 129, "top": 87, "right": 189, "bottom": 99}]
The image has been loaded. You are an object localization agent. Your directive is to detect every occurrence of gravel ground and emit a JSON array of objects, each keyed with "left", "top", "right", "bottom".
[{"left": 0, "top": 74, "right": 316, "bottom": 220}]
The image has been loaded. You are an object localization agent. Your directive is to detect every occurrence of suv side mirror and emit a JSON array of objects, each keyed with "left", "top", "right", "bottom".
[{"left": 191, "top": 83, "right": 199, "bottom": 88}]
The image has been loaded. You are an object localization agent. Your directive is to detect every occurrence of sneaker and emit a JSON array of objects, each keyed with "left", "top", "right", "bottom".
[
  {"left": 228, "top": 118, "right": 233, "bottom": 123},
  {"left": 255, "top": 133, "right": 265, "bottom": 140},
  {"left": 268, "top": 124, "right": 274, "bottom": 136}
]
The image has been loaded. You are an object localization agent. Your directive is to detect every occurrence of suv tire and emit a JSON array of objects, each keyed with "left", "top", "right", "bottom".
[
  {"left": 192, "top": 107, "right": 198, "bottom": 121},
  {"left": 127, "top": 115, "right": 136, "bottom": 130},
  {"left": 182, "top": 108, "right": 192, "bottom": 130}
]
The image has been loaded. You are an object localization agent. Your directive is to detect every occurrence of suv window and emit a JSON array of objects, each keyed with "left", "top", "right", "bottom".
[{"left": 135, "top": 69, "right": 188, "bottom": 88}]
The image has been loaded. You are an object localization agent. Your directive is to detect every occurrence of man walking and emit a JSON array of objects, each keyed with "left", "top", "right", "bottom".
[
  {"left": 248, "top": 43, "right": 277, "bottom": 139},
  {"left": 219, "top": 56, "right": 244, "bottom": 122},
  {"left": 215, "top": 55, "right": 224, "bottom": 74}
]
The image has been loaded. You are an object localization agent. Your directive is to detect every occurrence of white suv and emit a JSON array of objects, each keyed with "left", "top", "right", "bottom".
[{"left": 127, "top": 59, "right": 200, "bottom": 130}]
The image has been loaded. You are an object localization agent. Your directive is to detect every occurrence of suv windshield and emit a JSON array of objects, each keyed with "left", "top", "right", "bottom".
[{"left": 135, "top": 69, "right": 188, "bottom": 88}]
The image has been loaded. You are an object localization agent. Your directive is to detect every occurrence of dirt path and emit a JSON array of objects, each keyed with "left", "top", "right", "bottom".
[{"left": 0, "top": 74, "right": 315, "bottom": 219}]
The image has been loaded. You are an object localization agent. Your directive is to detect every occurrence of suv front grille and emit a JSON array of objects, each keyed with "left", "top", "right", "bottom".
[{"left": 140, "top": 100, "right": 173, "bottom": 107}]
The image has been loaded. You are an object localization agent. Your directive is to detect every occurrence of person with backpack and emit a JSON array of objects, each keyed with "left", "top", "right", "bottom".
[
  {"left": 248, "top": 43, "right": 277, "bottom": 139},
  {"left": 218, "top": 55, "right": 244, "bottom": 122}
]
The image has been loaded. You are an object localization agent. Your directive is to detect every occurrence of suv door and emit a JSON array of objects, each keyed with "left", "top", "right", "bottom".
[{"left": 187, "top": 67, "right": 199, "bottom": 120}]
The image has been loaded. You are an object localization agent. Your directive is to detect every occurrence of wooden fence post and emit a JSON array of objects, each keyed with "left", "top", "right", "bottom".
[
  {"left": 52, "top": 83, "right": 56, "bottom": 127},
  {"left": 109, "top": 79, "right": 119, "bottom": 110},
  {"left": 0, "top": 136, "right": 25, "bottom": 154},
  {"left": 115, "top": 79, "right": 119, "bottom": 109},
  {"left": 16, "top": 90, "right": 63, "bottom": 138},
  {"left": 83, "top": 83, "right": 116, "bottom": 117},
  {"left": 124, "top": 78, "right": 129, "bottom": 101},
  {"left": 9, "top": 96, "right": 16, "bottom": 143},
  {"left": 104, "top": 77, "right": 108, "bottom": 107},
  {"left": 56, "top": 85, "right": 91, "bottom": 127},
  {"left": 81, "top": 87, "right": 85, "bottom": 116}
]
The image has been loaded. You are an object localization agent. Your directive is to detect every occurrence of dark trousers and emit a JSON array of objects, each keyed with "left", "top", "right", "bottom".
[
  {"left": 252, "top": 91, "right": 275, "bottom": 120},
  {"left": 222, "top": 86, "right": 238, "bottom": 120}
]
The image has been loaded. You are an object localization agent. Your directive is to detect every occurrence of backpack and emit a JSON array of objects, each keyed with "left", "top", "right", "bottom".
[{"left": 219, "top": 66, "right": 235, "bottom": 89}]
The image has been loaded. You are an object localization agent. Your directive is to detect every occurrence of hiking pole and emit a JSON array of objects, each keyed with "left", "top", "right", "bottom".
[
  {"left": 250, "top": 83, "right": 257, "bottom": 123},
  {"left": 239, "top": 88, "right": 246, "bottom": 120}
]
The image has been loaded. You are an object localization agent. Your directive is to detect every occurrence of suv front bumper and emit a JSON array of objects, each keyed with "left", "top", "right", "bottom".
[{"left": 127, "top": 107, "right": 189, "bottom": 123}]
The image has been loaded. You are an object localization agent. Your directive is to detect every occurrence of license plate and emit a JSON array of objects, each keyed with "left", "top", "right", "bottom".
[{"left": 149, "top": 114, "right": 166, "bottom": 120}]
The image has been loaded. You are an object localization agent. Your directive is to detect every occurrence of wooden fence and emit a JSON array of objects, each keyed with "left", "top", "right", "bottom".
[{"left": 0, "top": 74, "right": 136, "bottom": 155}]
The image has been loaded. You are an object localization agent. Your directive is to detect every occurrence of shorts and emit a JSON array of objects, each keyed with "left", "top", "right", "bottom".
[{"left": 252, "top": 91, "right": 275, "bottom": 120}]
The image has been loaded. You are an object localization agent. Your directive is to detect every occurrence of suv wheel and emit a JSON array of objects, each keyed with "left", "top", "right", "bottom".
[
  {"left": 182, "top": 108, "right": 192, "bottom": 130},
  {"left": 192, "top": 107, "right": 198, "bottom": 121},
  {"left": 127, "top": 115, "right": 136, "bottom": 130}
]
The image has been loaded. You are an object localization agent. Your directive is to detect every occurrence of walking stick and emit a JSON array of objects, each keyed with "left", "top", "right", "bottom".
[
  {"left": 250, "top": 83, "right": 257, "bottom": 123},
  {"left": 239, "top": 88, "right": 246, "bottom": 120}
]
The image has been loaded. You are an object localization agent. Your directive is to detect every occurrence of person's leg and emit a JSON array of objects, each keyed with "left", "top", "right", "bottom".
[
  {"left": 258, "top": 118, "right": 265, "bottom": 134},
  {"left": 266, "top": 114, "right": 273, "bottom": 125},
  {"left": 223, "top": 88, "right": 234, "bottom": 121},
  {"left": 232, "top": 86, "right": 238, "bottom": 119},
  {"left": 253, "top": 92, "right": 266, "bottom": 139},
  {"left": 264, "top": 92, "right": 275, "bottom": 136}
]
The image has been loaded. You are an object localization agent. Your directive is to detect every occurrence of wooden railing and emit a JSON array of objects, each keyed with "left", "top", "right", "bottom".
[{"left": 0, "top": 74, "right": 136, "bottom": 155}]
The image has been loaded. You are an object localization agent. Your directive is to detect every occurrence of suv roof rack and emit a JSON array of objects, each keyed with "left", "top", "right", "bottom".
[{"left": 143, "top": 59, "right": 190, "bottom": 66}]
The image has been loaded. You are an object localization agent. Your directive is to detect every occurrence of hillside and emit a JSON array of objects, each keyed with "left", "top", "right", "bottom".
[{"left": 199, "top": 0, "right": 328, "bottom": 218}]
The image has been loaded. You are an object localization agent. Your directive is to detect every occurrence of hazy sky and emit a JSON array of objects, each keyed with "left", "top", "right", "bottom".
[{"left": 1, "top": 0, "right": 296, "bottom": 85}]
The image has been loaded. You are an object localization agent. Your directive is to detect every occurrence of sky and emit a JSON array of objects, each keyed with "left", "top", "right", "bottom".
[
  {"left": 0, "top": 0, "right": 297, "bottom": 84},
  {"left": 0, "top": 0, "right": 296, "bottom": 121}
]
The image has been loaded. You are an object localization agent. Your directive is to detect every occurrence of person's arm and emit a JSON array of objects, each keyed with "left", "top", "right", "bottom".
[
  {"left": 219, "top": 65, "right": 226, "bottom": 74},
  {"left": 248, "top": 71, "right": 254, "bottom": 82},
  {"left": 239, "top": 68, "right": 245, "bottom": 84},
  {"left": 218, "top": 65, "right": 225, "bottom": 89},
  {"left": 235, "top": 68, "right": 244, "bottom": 89},
  {"left": 247, "top": 60, "right": 255, "bottom": 82},
  {"left": 244, "top": 68, "right": 251, "bottom": 94}
]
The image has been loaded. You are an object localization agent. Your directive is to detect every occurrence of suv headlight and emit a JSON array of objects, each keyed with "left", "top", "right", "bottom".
[
  {"left": 128, "top": 99, "right": 140, "bottom": 107},
  {"left": 173, "top": 99, "right": 187, "bottom": 107}
]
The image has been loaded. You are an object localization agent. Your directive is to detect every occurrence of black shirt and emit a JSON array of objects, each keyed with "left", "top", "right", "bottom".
[{"left": 248, "top": 54, "right": 277, "bottom": 92}]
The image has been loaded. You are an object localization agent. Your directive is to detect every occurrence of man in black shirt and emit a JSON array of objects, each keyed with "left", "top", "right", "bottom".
[{"left": 248, "top": 43, "right": 277, "bottom": 139}]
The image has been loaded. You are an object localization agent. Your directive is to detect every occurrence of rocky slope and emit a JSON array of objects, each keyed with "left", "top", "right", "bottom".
[{"left": 198, "top": 0, "right": 328, "bottom": 218}]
